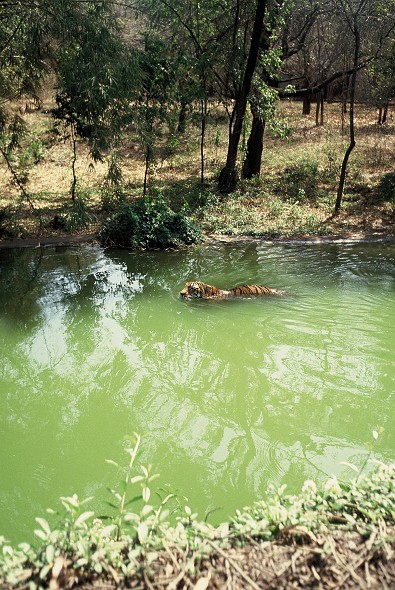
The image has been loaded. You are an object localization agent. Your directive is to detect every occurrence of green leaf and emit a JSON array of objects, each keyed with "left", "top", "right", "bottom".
[
  {"left": 159, "top": 509, "right": 170, "bottom": 522},
  {"left": 130, "top": 475, "right": 144, "bottom": 484},
  {"left": 107, "top": 488, "right": 123, "bottom": 502},
  {"left": 340, "top": 462, "right": 359, "bottom": 473},
  {"left": 124, "top": 512, "right": 139, "bottom": 523},
  {"left": 35, "top": 517, "right": 51, "bottom": 535},
  {"left": 125, "top": 494, "right": 142, "bottom": 506},
  {"left": 45, "top": 544, "right": 55, "bottom": 564},
  {"left": 148, "top": 473, "right": 160, "bottom": 483},
  {"left": 141, "top": 504, "right": 153, "bottom": 517},
  {"left": 99, "top": 524, "right": 117, "bottom": 537},
  {"left": 61, "top": 501, "right": 73, "bottom": 513},
  {"left": 103, "top": 501, "right": 118, "bottom": 510},
  {"left": 137, "top": 522, "right": 149, "bottom": 543},
  {"left": 34, "top": 529, "right": 47, "bottom": 541},
  {"left": 61, "top": 495, "right": 79, "bottom": 508},
  {"left": 142, "top": 486, "right": 151, "bottom": 503},
  {"left": 80, "top": 496, "right": 94, "bottom": 506},
  {"left": 75, "top": 558, "right": 88, "bottom": 568},
  {"left": 75, "top": 511, "right": 95, "bottom": 527},
  {"left": 39, "top": 564, "right": 52, "bottom": 579},
  {"left": 105, "top": 459, "right": 120, "bottom": 468}
]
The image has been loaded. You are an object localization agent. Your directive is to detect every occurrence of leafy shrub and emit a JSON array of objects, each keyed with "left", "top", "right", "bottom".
[
  {"left": 64, "top": 191, "right": 95, "bottom": 232},
  {"left": 0, "top": 207, "right": 10, "bottom": 237},
  {"left": 166, "top": 134, "right": 180, "bottom": 157},
  {"left": 0, "top": 207, "right": 18, "bottom": 238},
  {"left": 376, "top": 172, "right": 395, "bottom": 202},
  {"left": 268, "top": 116, "right": 292, "bottom": 140},
  {"left": 277, "top": 160, "right": 319, "bottom": 202},
  {"left": 17, "top": 139, "right": 45, "bottom": 185},
  {"left": 321, "top": 149, "right": 340, "bottom": 184},
  {"left": 100, "top": 185, "right": 126, "bottom": 213},
  {"left": 100, "top": 196, "right": 202, "bottom": 249}
]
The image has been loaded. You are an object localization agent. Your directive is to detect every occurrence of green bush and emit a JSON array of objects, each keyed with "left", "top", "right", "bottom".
[
  {"left": 63, "top": 191, "right": 95, "bottom": 232},
  {"left": 376, "top": 172, "right": 395, "bottom": 202},
  {"left": 100, "top": 185, "right": 126, "bottom": 213},
  {"left": 277, "top": 160, "right": 319, "bottom": 202},
  {"left": 99, "top": 196, "right": 202, "bottom": 249},
  {"left": 0, "top": 207, "right": 17, "bottom": 238}
]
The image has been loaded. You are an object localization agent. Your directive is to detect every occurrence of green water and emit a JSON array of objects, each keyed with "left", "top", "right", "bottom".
[{"left": 0, "top": 242, "right": 394, "bottom": 543}]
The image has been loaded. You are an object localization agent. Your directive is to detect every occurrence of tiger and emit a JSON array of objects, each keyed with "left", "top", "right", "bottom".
[{"left": 180, "top": 280, "right": 284, "bottom": 299}]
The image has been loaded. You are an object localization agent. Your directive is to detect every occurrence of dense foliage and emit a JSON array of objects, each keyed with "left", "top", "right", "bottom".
[{"left": 99, "top": 197, "right": 202, "bottom": 248}]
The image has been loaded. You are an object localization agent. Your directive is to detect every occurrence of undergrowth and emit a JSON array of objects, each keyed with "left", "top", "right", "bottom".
[
  {"left": 99, "top": 195, "right": 202, "bottom": 248},
  {"left": 0, "top": 434, "right": 394, "bottom": 590}
]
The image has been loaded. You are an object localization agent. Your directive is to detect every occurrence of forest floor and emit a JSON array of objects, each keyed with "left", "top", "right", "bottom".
[{"left": 0, "top": 98, "right": 395, "bottom": 247}]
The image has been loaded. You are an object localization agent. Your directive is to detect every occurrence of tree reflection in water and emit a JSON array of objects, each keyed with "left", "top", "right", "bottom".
[{"left": 0, "top": 242, "right": 394, "bottom": 542}]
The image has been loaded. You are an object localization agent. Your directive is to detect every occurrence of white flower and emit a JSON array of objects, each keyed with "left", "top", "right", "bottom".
[
  {"left": 324, "top": 477, "right": 342, "bottom": 496},
  {"left": 302, "top": 480, "right": 317, "bottom": 495}
]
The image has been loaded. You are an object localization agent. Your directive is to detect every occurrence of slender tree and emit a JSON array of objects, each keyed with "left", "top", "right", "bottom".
[
  {"left": 334, "top": 0, "right": 366, "bottom": 213},
  {"left": 218, "top": 0, "right": 267, "bottom": 193}
]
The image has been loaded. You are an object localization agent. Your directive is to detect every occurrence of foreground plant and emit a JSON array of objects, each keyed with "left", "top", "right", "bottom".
[{"left": 0, "top": 440, "right": 394, "bottom": 589}]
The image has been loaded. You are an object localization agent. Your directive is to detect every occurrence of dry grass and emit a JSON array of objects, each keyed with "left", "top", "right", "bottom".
[{"left": 1, "top": 97, "right": 394, "bottom": 241}]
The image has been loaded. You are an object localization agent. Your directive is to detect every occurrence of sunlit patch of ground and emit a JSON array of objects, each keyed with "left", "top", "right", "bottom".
[{"left": 0, "top": 97, "right": 394, "bottom": 242}]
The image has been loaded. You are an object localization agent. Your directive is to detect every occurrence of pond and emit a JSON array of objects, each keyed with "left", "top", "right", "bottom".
[{"left": 0, "top": 241, "right": 394, "bottom": 543}]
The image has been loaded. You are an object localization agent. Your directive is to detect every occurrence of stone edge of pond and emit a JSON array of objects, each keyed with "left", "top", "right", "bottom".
[
  {"left": 1, "top": 230, "right": 395, "bottom": 249},
  {"left": 0, "top": 233, "right": 99, "bottom": 249}
]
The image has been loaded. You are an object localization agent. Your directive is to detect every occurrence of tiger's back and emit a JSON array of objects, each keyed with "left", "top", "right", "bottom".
[
  {"left": 180, "top": 281, "right": 284, "bottom": 299},
  {"left": 229, "top": 284, "right": 283, "bottom": 297}
]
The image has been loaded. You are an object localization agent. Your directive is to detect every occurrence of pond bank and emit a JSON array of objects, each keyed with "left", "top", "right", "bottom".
[
  {"left": 1, "top": 228, "right": 395, "bottom": 249},
  {"left": 45, "top": 526, "right": 395, "bottom": 590},
  {"left": 1, "top": 464, "right": 394, "bottom": 590}
]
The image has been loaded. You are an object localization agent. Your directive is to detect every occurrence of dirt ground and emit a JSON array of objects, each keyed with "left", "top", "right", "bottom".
[
  {"left": 41, "top": 525, "right": 395, "bottom": 590},
  {"left": 1, "top": 99, "right": 395, "bottom": 248}
]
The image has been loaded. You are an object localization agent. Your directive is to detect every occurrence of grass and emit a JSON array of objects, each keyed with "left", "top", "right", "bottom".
[{"left": 0, "top": 97, "right": 394, "bottom": 241}]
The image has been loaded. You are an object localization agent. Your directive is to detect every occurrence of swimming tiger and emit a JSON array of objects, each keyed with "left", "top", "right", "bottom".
[{"left": 180, "top": 281, "right": 284, "bottom": 299}]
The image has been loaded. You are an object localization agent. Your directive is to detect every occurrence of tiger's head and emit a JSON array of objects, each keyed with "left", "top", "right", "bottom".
[{"left": 180, "top": 281, "right": 220, "bottom": 299}]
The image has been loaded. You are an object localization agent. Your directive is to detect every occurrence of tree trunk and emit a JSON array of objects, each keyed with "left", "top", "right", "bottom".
[
  {"left": 177, "top": 99, "right": 187, "bottom": 133},
  {"left": 71, "top": 124, "right": 78, "bottom": 201},
  {"left": 382, "top": 104, "right": 388, "bottom": 124},
  {"left": 200, "top": 97, "right": 207, "bottom": 185},
  {"left": 335, "top": 7, "right": 362, "bottom": 214},
  {"left": 378, "top": 104, "right": 388, "bottom": 125},
  {"left": 341, "top": 73, "right": 350, "bottom": 134},
  {"left": 218, "top": 0, "right": 267, "bottom": 193},
  {"left": 315, "top": 92, "right": 324, "bottom": 126},
  {"left": 242, "top": 105, "right": 265, "bottom": 179},
  {"left": 302, "top": 95, "right": 311, "bottom": 115}
]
